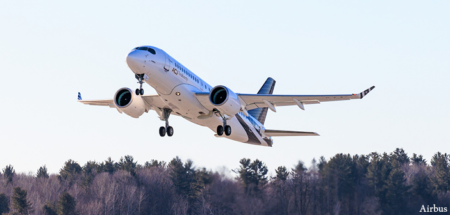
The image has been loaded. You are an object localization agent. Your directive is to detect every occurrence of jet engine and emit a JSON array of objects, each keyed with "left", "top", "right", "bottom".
[
  {"left": 209, "top": 86, "right": 241, "bottom": 117},
  {"left": 114, "top": 88, "right": 146, "bottom": 118}
]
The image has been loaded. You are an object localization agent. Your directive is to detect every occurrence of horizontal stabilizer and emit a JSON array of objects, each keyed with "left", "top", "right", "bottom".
[{"left": 264, "top": 129, "right": 319, "bottom": 137}]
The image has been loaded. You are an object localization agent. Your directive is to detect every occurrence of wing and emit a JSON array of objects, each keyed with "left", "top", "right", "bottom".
[
  {"left": 264, "top": 129, "right": 319, "bottom": 137},
  {"left": 78, "top": 99, "right": 115, "bottom": 107},
  {"left": 195, "top": 86, "right": 375, "bottom": 111},
  {"left": 78, "top": 93, "right": 167, "bottom": 114},
  {"left": 239, "top": 86, "right": 375, "bottom": 111}
]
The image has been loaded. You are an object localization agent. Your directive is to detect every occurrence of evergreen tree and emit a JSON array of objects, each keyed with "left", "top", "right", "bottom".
[
  {"left": 11, "top": 187, "right": 33, "bottom": 214},
  {"left": 0, "top": 193, "right": 9, "bottom": 214},
  {"left": 275, "top": 166, "right": 289, "bottom": 181},
  {"left": 367, "top": 153, "right": 391, "bottom": 193},
  {"left": 144, "top": 159, "right": 166, "bottom": 168},
  {"left": 235, "top": 158, "right": 268, "bottom": 194},
  {"left": 169, "top": 156, "right": 193, "bottom": 197},
  {"left": 384, "top": 168, "right": 410, "bottom": 215},
  {"left": 411, "top": 153, "right": 427, "bottom": 165},
  {"left": 317, "top": 156, "right": 327, "bottom": 175},
  {"left": 36, "top": 165, "right": 49, "bottom": 179},
  {"left": 82, "top": 161, "right": 99, "bottom": 187},
  {"left": 82, "top": 161, "right": 98, "bottom": 175},
  {"left": 272, "top": 166, "right": 290, "bottom": 215},
  {"left": 291, "top": 161, "right": 311, "bottom": 215},
  {"left": 430, "top": 152, "right": 450, "bottom": 193},
  {"left": 97, "top": 157, "right": 115, "bottom": 174},
  {"left": 2, "top": 165, "right": 15, "bottom": 185},
  {"left": 117, "top": 155, "right": 137, "bottom": 176},
  {"left": 390, "top": 148, "right": 410, "bottom": 166},
  {"left": 322, "top": 154, "right": 357, "bottom": 214},
  {"left": 58, "top": 160, "right": 82, "bottom": 183},
  {"left": 42, "top": 202, "right": 57, "bottom": 215},
  {"left": 410, "top": 166, "right": 434, "bottom": 204},
  {"left": 195, "top": 167, "right": 213, "bottom": 189},
  {"left": 169, "top": 157, "right": 207, "bottom": 215},
  {"left": 57, "top": 192, "right": 76, "bottom": 215},
  {"left": 293, "top": 161, "right": 307, "bottom": 173}
]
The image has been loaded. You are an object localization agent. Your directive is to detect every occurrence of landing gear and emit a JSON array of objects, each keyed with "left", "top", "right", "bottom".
[
  {"left": 224, "top": 125, "right": 232, "bottom": 136},
  {"left": 135, "top": 74, "right": 145, "bottom": 95},
  {"left": 159, "top": 126, "right": 166, "bottom": 137},
  {"left": 160, "top": 108, "right": 174, "bottom": 137},
  {"left": 214, "top": 109, "right": 232, "bottom": 136},
  {"left": 167, "top": 126, "right": 174, "bottom": 137},
  {"left": 217, "top": 125, "right": 224, "bottom": 136}
]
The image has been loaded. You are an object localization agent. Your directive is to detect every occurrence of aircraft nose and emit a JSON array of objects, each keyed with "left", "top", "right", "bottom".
[{"left": 126, "top": 51, "right": 143, "bottom": 70}]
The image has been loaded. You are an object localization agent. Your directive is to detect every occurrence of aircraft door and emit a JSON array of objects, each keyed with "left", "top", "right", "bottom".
[{"left": 164, "top": 53, "right": 173, "bottom": 72}]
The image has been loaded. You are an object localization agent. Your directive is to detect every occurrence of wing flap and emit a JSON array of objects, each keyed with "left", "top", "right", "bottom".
[{"left": 264, "top": 129, "right": 319, "bottom": 137}]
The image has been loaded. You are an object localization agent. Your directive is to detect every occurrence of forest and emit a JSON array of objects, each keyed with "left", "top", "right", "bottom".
[{"left": 0, "top": 148, "right": 449, "bottom": 215}]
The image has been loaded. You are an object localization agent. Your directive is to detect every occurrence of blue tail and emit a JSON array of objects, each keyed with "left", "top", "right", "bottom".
[
  {"left": 248, "top": 77, "right": 276, "bottom": 125},
  {"left": 78, "top": 92, "right": 82, "bottom": 100}
]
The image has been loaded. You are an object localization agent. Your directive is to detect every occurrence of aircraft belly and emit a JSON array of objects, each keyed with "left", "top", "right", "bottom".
[{"left": 159, "top": 84, "right": 209, "bottom": 119}]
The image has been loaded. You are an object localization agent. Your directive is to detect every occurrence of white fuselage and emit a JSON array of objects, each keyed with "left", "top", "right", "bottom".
[{"left": 126, "top": 46, "right": 272, "bottom": 146}]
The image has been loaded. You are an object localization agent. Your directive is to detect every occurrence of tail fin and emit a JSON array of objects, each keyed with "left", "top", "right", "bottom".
[{"left": 248, "top": 77, "right": 276, "bottom": 125}]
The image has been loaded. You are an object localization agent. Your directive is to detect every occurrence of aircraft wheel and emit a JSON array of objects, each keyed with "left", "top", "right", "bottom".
[
  {"left": 217, "top": 125, "right": 224, "bottom": 136},
  {"left": 136, "top": 88, "right": 140, "bottom": 95},
  {"left": 159, "top": 126, "right": 166, "bottom": 137},
  {"left": 140, "top": 88, "right": 144, "bottom": 95},
  {"left": 225, "top": 125, "right": 232, "bottom": 136},
  {"left": 167, "top": 126, "right": 174, "bottom": 137}
]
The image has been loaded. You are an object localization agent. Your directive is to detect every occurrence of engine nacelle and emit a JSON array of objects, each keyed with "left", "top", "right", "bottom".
[
  {"left": 114, "top": 88, "right": 146, "bottom": 118},
  {"left": 209, "top": 85, "right": 241, "bottom": 117}
]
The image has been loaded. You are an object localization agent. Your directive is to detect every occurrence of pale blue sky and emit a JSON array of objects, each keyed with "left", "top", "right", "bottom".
[{"left": 1, "top": 1, "right": 449, "bottom": 174}]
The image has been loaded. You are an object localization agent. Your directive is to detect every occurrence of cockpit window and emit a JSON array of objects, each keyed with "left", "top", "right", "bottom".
[
  {"left": 147, "top": 48, "right": 156, "bottom": 55},
  {"left": 135, "top": 47, "right": 156, "bottom": 55}
]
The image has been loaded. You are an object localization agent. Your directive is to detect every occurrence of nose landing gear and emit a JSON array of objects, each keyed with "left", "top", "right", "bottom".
[
  {"left": 135, "top": 74, "right": 145, "bottom": 95},
  {"left": 159, "top": 108, "right": 174, "bottom": 137},
  {"left": 214, "top": 109, "right": 232, "bottom": 136}
]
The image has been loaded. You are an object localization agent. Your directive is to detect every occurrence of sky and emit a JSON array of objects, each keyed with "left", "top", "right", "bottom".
[{"left": 0, "top": 1, "right": 449, "bottom": 175}]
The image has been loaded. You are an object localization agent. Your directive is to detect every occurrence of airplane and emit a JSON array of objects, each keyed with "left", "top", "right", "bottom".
[{"left": 79, "top": 46, "right": 375, "bottom": 147}]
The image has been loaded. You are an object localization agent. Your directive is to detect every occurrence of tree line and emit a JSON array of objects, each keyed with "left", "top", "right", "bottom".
[{"left": 0, "top": 148, "right": 450, "bottom": 215}]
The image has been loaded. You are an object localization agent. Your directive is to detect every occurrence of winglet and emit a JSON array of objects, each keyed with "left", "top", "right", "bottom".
[
  {"left": 360, "top": 86, "right": 375, "bottom": 99},
  {"left": 78, "top": 92, "right": 82, "bottom": 100}
]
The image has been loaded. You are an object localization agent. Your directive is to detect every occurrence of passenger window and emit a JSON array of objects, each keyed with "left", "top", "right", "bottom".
[{"left": 137, "top": 47, "right": 148, "bottom": 50}]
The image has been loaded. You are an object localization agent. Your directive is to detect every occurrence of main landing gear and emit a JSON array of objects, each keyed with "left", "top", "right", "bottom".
[
  {"left": 214, "top": 109, "right": 231, "bottom": 136},
  {"left": 135, "top": 74, "right": 144, "bottom": 95},
  {"left": 159, "top": 108, "right": 174, "bottom": 137}
]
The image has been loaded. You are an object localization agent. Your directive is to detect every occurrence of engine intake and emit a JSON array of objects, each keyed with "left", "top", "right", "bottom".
[
  {"left": 114, "top": 88, "right": 146, "bottom": 118},
  {"left": 209, "top": 86, "right": 241, "bottom": 117},
  {"left": 210, "top": 87, "right": 228, "bottom": 105}
]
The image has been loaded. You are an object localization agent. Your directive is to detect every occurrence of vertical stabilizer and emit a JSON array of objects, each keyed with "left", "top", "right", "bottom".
[{"left": 248, "top": 77, "right": 276, "bottom": 125}]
